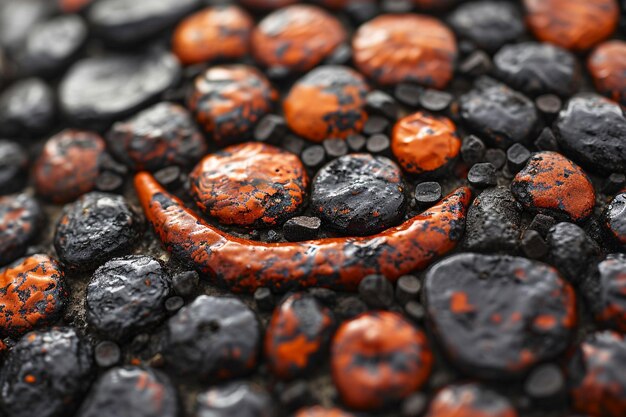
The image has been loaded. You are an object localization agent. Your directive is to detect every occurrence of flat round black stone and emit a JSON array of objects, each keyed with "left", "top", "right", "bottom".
[
  {"left": 358, "top": 274, "right": 394, "bottom": 308},
  {"left": 414, "top": 181, "right": 442, "bottom": 207},
  {"left": 467, "top": 162, "right": 497, "bottom": 188}
]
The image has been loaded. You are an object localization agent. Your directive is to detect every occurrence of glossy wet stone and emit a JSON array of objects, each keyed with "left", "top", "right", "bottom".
[
  {"left": 283, "top": 216, "right": 321, "bottom": 242},
  {"left": 524, "top": 0, "right": 619, "bottom": 51},
  {"left": 511, "top": 151, "right": 595, "bottom": 222},
  {"left": 163, "top": 295, "right": 260, "bottom": 380},
  {"left": 310, "top": 153, "right": 406, "bottom": 236},
  {"left": 331, "top": 311, "right": 432, "bottom": 410},
  {"left": 0, "top": 194, "right": 43, "bottom": 266},
  {"left": 569, "top": 331, "right": 626, "bottom": 417},
  {"left": 555, "top": 94, "right": 626, "bottom": 174},
  {"left": 0, "top": 0, "right": 54, "bottom": 54},
  {"left": 582, "top": 254, "right": 626, "bottom": 333},
  {"left": 86, "top": 255, "right": 170, "bottom": 341},
  {"left": 187, "top": 65, "right": 275, "bottom": 145},
  {"left": 94, "top": 341, "right": 121, "bottom": 368},
  {"left": 17, "top": 14, "right": 87, "bottom": 78},
  {"left": 88, "top": 0, "right": 200, "bottom": 45},
  {"left": 366, "top": 90, "right": 399, "bottom": 121},
  {"left": 494, "top": 42, "right": 580, "bottom": 98},
  {"left": 0, "top": 77, "right": 55, "bottom": 137},
  {"left": 190, "top": 142, "right": 308, "bottom": 227},
  {"left": 424, "top": 383, "right": 517, "bottom": 417},
  {"left": 76, "top": 366, "right": 179, "bottom": 417},
  {"left": 463, "top": 186, "right": 521, "bottom": 253},
  {"left": 448, "top": 1, "right": 525, "bottom": 53},
  {"left": 60, "top": 49, "right": 180, "bottom": 127},
  {"left": 54, "top": 192, "right": 141, "bottom": 271},
  {"left": 459, "top": 77, "right": 538, "bottom": 149},
  {"left": 358, "top": 274, "right": 394, "bottom": 308},
  {"left": 0, "top": 327, "right": 93, "bottom": 417},
  {"left": 283, "top": 65, "right": 369, "bottom": 142},
  {"left": 107, "top": 102, "right": 206, "bottom": 172},
  {"left": 352, "top": 14, "right": 457, "bottom": 88},
  {"left": 424, "top": 253, "right": 576, "bottom": 379},
  {"left": 467, "top": 162, "right": 497, "bottom": 189},
  {"left": 265, "top": 293, "right": 335, "bottom": 380},
  {"left": 252, "top": 5, "right": 346, "bottom": 73},
  {"left": 195, "top": 382, "right": 275, "bottom": 417},
  {"left": 0, "top": 140, "right": 27, "bottom": 195},
  {"left": 604, "top": 193, "right": 626, "bottom": 248},
  {"left": 588, "top": 40, "right": 626, "bottom": 106},
  {"left": 547, "top": 222, "right": 600, "bottom": 285},
  {"left": 34, "top": 129, "right": 106, "bottom": 204},
  {"left": 414, "top": 182, "right": 442, "bottom": 208},
  {"left": 173, "top": 5, "right": 253, "bottom": 66},
  {"left": 391, "top": 111, "right": 461, "bottom": 175},
  {"left": 0, "top": 254, "right": 66, "bottom": 337}
]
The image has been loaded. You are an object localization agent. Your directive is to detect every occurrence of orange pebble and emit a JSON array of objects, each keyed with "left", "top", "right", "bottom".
[{"left": 588, "top": 40, "right": 626, "bottom": 106}]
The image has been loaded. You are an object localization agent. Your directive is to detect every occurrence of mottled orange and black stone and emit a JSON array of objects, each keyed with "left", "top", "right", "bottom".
[
  {"left": 352, "top": 14, "right": 457, "bottom": 88},
  {"left": 265, "top": 293, "right": 335, "bottom": 380},
  {"left": 251, "top": 5, "right": 346, "bottom": 73},
  {"left": 585, "top": 254, "right": 626, "bottom": 333},
  {"left": 392, "top": 111, "right": 461, "bottom": 175},
  {"left": 588, "top": 40, "right": 626, "bottom": 107},
  {"left": 0, "top": 194, "right": 43, "bottom": 266},
  {"left": 331, "top": 311, "right": 432, "bottom": 410},
  {"left": 135, "top": 172, "right": 470, "bottom": 293},
  {"left": 189, "top": 142, "right": 308, "bottom": 227},
  {"left": 295, "top": 406, "right": 355, "bottom": 417},
  {"left": 187, "top": 65, "right": 277, "bottom": 146},
  {"left": 172, "top": 6, "right": 253, "bottom": 66},
  {"left": 0, "top": 254, "right": 67, "bottom": 337},
  {"left": 511, "top": 151, "right": 595, "bottom": 222},
  {"left": 33, "top": 129, "right": 105, "bottom": 204},
  {"left": 570, "top": 331, "right": 626, "bottom": 417},
  {"left": 425, "top": 383, "right": 518, "bottom": 417},
  {"left": 284, "top": 66, "right": 369, "bottom": 142},
  {"left": 524, "top": 0, "right": 619, "bottom": 51}
]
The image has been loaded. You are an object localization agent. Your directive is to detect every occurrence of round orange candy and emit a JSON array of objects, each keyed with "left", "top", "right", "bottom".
[
  {"left": 251, "top": 5, "right": 346, "bottom": 73},
  {"left": 391, "top": 111, "right": 461, "bottom": 175},
  {"left": 588, "top": 40, "right": 626, "bottom": 107},
  {"left": 172, "top": 6, "right": 253, "bottom": 66},
  {"left": 352, "top": 14, "right": 457, "bottom": 88},
  {"left": 524, "top": 0, "right": 619, "bottom": 51},
  {"left": 189, "top": 142, "right": 309, "bottom": 227}
]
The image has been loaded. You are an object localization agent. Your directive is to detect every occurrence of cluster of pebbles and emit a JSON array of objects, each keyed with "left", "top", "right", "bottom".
[{"left": 0, "top": 0, "right": 626, "bottom": 416}]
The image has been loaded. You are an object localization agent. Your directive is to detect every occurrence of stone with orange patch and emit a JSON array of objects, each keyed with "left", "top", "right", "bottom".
[
  {"left": 524, "top": 0, "right": 619, "bottom": 51},
  {"left": 0, "top": 254, "right": 66, "bottom": 337},
  {"left": 34, "top": 129, "right": 105, "bottom": 204},
  {"left": 283, "top": 65, "right": 369, "bottom": 142},
  {"left": 172, "top": 6, "right": 253, "bottom": 66},
  {"left": 331, "top": 311, "right": 432, "bottom": 410},
  {"left": 511, "top": 151, "right": 595, "bottom": 222},
  {"left": 391, "top": 111, "right": 461, "bottom": 175},
  {"left": 352, "top": 14, "right": 457, "bottom": 88},
  {"left": 251, "top": 5, "right": 346, "bottom": 73},
  {"left": 187, "top": 65, "right": 276, "bottom": 146},
  {"left": 584, "top": 254, "right": 626, "bottom": 333},
  {"left": 425, "top": 253, "right": 577, "bottom": 379},
  {"left": 189, "top": 142, "right": 308, "bottom": 227},
  {"left": 295, "top": 406, "right": 355, "bottom": 417},
  {"left": 425, "top": 383, "right": 518, "bottom": 417},
  {"left": 0, "top": 194, "right": 43, "bottom": 266},
  {"left": 588, "top": 40, "right": 626, "bottom": 107},
  {"left": 58, "top": 0, "right": 92, "bottom": 13},
  {"left": 265, "top": 293, "right": 335, "bottom": 379}
]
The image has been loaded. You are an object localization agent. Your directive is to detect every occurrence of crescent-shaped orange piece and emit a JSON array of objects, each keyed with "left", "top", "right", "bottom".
[{"left": 135, "top": 172, "right": 470, "bottom": 293}]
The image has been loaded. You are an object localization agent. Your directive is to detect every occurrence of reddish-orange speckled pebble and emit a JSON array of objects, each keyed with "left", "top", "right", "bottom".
[
  {"left": 283, "top": 66, "right": 369, "bottom": 142},
  {"left": 251, "top": 5, "right": 346, "bottom": 73},
  {"left": 524, "top": 0, "right": 619, "bottom": 51},
  {"left": 392, "top": 111, "right": 461, "bottom": 175},
  {"left": 189, "top": 142, "right": 308, "bottom": 227},
  {"left": 331, "top": 311, "right": 432, "bottom": 410},
  {"left": 295, "top": 406, "right": 355, "bottom": 417},
  {"left": 511, "top": 151, "right": 595, "bottom": 222},
  {"left": 33, "top": 129, "right": 105, "bottom": 204},
  {"left": 0, "top": 254, "right": 66, "bottom": 337},
  {"left": 588, "top": 40, "right": 626, "bottom": 107},
  {"left": 352, "top": 14, "right": 457, "bottom": 88},
  {"left": 172, "top": 6, "right": 253, "bottom": 66},
  {"left": 425, "top": 383, "right": 518, "bottom": 417}
]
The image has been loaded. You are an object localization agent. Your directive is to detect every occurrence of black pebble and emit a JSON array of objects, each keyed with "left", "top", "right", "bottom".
[
  {"left": 461, "top": 135, "right": 486, "bottom": 165},
  {"left": 507, "top": 143, "right": 531, "bottom": 173},
  {"left": 171, "top": 270, "right": 199, "bottom": 297},
  {"left": 414, "top": 182, "right": 442, "bottom": 207},
  {"left": 95, "top": 172, "right": 124, "bottom": 193},
  {"left": 345, "top": 0, "right": 379, "bottom": 23},
  {"left": 0, "top": 0, "right": 54, "bottom": 54},
  {"left": 254, "top": 287, "right": 275, "bottom": 312},
  {"left": 282, "top": 135, "right": 306, "bottom": 156},
  {"left": 528, "top": 214, "right": 557, "bottom": 238},
  {"left": 94, "top": 341, "right": 121, "bottom": 368},
  {"left": 0, "top": 327, "right": 94, "bottom": 417},
  {"left": 459, "top": 50, "right": 492, "bottom": 77},
  {"left": 521, "top": 230, "right": 549, "bottom": 260},
  {"left": 336, "top": 297, "right": 368, "bottom": 320},
  {"left": 366, "top": 90, "right": 399, "bottom": 120},
  {"left": 524, "top": 364, "right": 566, "bottom": 408},
  {"left": 395, "top": 275, "right": 421, "bottom": 306},
  {"left": 358, "top": 274, "right": 394, "bottom": 308},
  {"left": 254, "top": 114, "right": 287, "bottom": 145},
  {"left": 419, "top": 89, "right": 452, "bottom": 112},
  {"left": 467, "top": 162, "right": 497, "bottom": 188},
  {"left": 278, "top": 380, "right": 312, "bottom": 411},
  {"left": 195, "top": 383, "right": 275, "bottom": 417},
  {"left": 536, "top": 94, "right": 563, "bottom": 118},
  {"left": 283, "top": 216, "right": 321, "bottom": 242},
  {"left": 381, "top": 0, "right": 414, "bottom": 13},
  {"left": 0, "top": 77, "right": 55, "bottom": 137},
  {"left": 604, "top": 173, "right": 626, "bottom": 194},
  {"left": 347, "top": 134, "right": 367, "bottom": 153},
  {"left": 99, "top": 152, "right": 129, "bottom": 176},
  {"left": 0, "top": 140, "right": 27, "bottom": 195},
  {"left": 534, "top": 127, "right": 559, "bottom": 152},
  {"left": 154, "top": 166, "right": 183, "bottom": 190},
  {"left": 404, "top": 301, "right": 426, "bottom": 323},
  {"left": 308, "top": 287, "right": 337, "bottom": 307},
  {"left": 485, "top": 148, "right": 506, "bottom": 169},
  {"left": 325, "top": 43, "right": 352, "bottom": 66},
  {"left": 366, "top": 134, "right": 391, "bottom": 155},
  {"left": 394, "top": 83, "right": 422, "bottom": 107},
  {"left": 86, "top": 255, "right": 170, "bottom": 341},
  {"left": 401, "top": 392, "right": 428, "bottom": 417},
  {"left": 0, "top": 194, "right": 44, "bottom": 266},
  {"left": 547, "top": 222, "right": 600, "bottom": 284},
  {"left": 322, "top": 138, "right": 349, "bottom": 159},
  {"left": 54, "top": 192, "right": 141, "bottom": 271},
  {"left": 301, "top": 145, "right": 326, "bottom": 170},
  {"left": 165, "top": 296, "right": 184, "bottom": 313},
  {"left": 362, "top": 115, "right": 389, "bottom": 135}
]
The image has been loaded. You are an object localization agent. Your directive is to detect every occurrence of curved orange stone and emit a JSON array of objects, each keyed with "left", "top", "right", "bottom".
[
  {"left": 524, "top": 0, "right": 619, "bottom": 51},
  {"left": 135, "top": 172, "right": 470, "bottom": 293},
  {"left": 352, "top": 14, "right": 457, "bottom": 88},
  {"left": 588, "top": 40, "right": 626, "bottom": 106}
]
